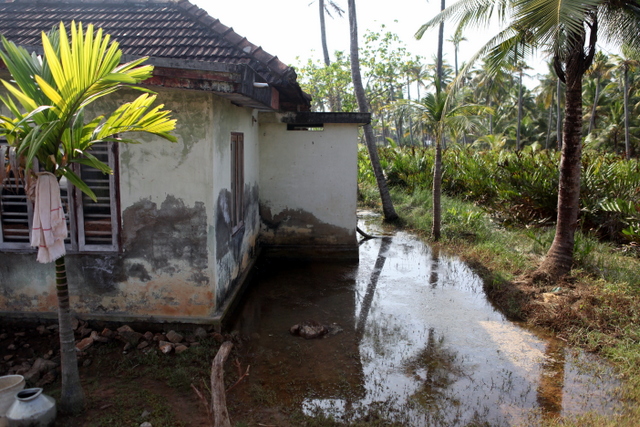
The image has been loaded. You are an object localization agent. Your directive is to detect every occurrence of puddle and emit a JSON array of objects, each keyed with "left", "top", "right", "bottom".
[{"left": 230, "top": 218, "right": 622, "bottom": 426}]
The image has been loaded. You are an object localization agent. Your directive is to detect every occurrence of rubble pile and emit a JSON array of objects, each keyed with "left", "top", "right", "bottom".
[{"left": 0, "top": 320, "right": 224, "bottom": 387}]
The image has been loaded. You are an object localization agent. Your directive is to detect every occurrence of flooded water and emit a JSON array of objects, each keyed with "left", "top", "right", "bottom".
[{"left": 231, "top": 214, "right": 622, "bottom": 426}]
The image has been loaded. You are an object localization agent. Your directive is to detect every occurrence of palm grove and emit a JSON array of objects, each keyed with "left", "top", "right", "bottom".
[{"left": 300, "top": 0, "right": 640, "bottom": 280}]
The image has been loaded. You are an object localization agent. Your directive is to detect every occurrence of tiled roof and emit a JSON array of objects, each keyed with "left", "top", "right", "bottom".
[{"left": 0, "top": 0, "right": 310, "bottom": 109}]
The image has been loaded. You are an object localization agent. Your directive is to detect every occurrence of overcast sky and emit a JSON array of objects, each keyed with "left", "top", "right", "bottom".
[
  {"left": 194, "top": 0, "right": 619, "bottom": 87},
  {"left": 195, "top": 0, "right": 495, "bottom": 71}
]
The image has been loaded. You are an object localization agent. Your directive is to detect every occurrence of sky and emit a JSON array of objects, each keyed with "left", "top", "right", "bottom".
[
  {"left": 194, "top": 0, "right": 618, "bottom": 88},
  {"left": 195, "top": 0, "right": 502, "bottom": 74}
]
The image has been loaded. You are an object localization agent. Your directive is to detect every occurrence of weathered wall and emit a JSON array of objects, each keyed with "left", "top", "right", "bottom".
[
  {"left": 211, "top": 100, "right": 261, "bottom": 310},
  {"left": 0, "top": 88, "right": 260, "bottom": 322},
  {"left": 258, "top": 122, "right": 358, "bottom": 250}
]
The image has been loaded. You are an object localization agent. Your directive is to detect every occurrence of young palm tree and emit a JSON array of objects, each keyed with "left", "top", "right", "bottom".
[
  {"left": 0, "top": 22, "right": 176, "bottom": 413},
  {"left": 397, "top": 78, "right": 489, "bottom": 239},
  {"left": 418, "top": 0, "right": 640, "bottom": 278}
]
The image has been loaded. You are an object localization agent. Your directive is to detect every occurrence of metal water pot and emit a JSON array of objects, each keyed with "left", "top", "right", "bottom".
[
  {"left": 0, "top": 375, "right": 25, "bottom": 427},
  {"left": 6, "top": 388, "right": 56, "bottom": 427}
]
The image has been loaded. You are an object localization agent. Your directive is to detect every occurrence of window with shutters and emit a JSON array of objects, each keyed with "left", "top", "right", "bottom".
[
  {"left": 0, "top": 140, "right": 119, "bottom": 252},
  {"left": 230, "top": 133, "right": 244, "bottom": 233}
]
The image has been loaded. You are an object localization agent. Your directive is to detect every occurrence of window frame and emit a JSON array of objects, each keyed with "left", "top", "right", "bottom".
[
  {"left": 0, "top": 140, "right": 120, "bottom": 252},
  {"left": 230, "top": 132, "right": 244, "bottom": 234}
]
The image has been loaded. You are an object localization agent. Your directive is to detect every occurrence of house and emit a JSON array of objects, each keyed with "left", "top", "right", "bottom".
[{"left": 0, "top": 0, "right": 368, "bottom": 325}]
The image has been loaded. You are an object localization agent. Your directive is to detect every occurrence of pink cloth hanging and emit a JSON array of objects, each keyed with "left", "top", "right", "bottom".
[{"left": 30, "top": 172, "right": 67, "bottom": 263}]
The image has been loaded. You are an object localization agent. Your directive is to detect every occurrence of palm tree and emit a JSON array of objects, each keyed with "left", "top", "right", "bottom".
[
  {"left": 418, "top": 0, "right": 640, "bottom": 278},
  {"left": 347, "top": 0, "right": 398, "bottom": 221},
  {"left": 312, "top": 0, "right": 344, "bottom": 67},
  {"left": 0, "top": 22, "right": 176, "bottom": 413},
  {"left": 586, "top": 51, "right": 614, "bottom": 135},
  {"left": 514, "top": 56, "right": 529, "bottom": 151},
  {"left": 613, "top": 48, "right": 639, "bottom": 159},
  {"left": 397, "top": 78, "right": 489, "bottom": 239},
  {"left": 470, "top": 60, "right": 511, "bottom": 135},
  {"left": 536, "top": 65, "right": 558, "bottom": 149},
  {"left": 447, "top": 30, "right": 467, "bottom": 76},
  {"left": 311, "top": 0, "right": 344, "bottom": 112}
]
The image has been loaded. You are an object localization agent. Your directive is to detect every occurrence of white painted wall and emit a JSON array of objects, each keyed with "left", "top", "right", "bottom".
[{"left": 259, "top": 122, "right": 358, "bottom": 247}]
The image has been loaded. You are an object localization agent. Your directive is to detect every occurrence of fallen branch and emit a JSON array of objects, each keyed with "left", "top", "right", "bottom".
[
  {"left": 212, "top": 341, "right": 234, "bottom": 427},
  {"left": 226, "top": 360, "right": 250, "bottom": 393},
  {"left": 357, "top": 226, "right": 376, "bottom": 240}
]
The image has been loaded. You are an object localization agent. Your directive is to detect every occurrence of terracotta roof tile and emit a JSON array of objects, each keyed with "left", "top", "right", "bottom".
[{"left": 0, "top": 0, "right": 310, "bottom": 109}]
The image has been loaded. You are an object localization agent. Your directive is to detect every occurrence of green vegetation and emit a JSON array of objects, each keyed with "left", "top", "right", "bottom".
[
  {"left": 359, "top": 144, "right": 640, "bottom": 425},
  {"left": 361, "top": 145, "right": 640, "bottom": 243}
]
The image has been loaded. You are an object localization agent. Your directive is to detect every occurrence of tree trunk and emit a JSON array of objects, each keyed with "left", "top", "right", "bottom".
[
  {"left": 55, "top": 256, "right": 85, "bottom": 414},
  {"left": 556, "top": 78, "right": 563, "bottom": 150},
  {"left": 348, "top": 0, "right": 398, "bottom": 221},
  {"left": 319, "top": 0, "right": 339, "bottom": 112},
  {"left": 624, "top": 66, "right": 631, "bottom": 160},
  {"left": 546, "top": 104, "right": 553, "bottom": 149},
  {"left": 538, "top": 62, "right": 584, "bottom": 278},
  {"left": 320, "top": 0, "right": 330, "bottom": 67},
  {"left": 454, "top": 44, "right": 459, "bottom": 77},
  {"left": 516, "top": 67, "right": 524, "bottom": 151},
  {"left": 588, "top": 77, "right": 600, "bottom": 135},
  {"left": 432, "top": 133, "right": 443, "bottom": 240},
  {"left": 437, "top": 0, "right": 445, "bottom": 83},
  {"left": 407, "top": 77, "right": 415, "bottom": 146}
]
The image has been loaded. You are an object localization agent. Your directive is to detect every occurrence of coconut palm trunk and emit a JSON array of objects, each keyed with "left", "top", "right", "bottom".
[
  {"left": 623, "top": 65, "right": 631, "bottom": 160},
  {"left": 55, "top": 255, "right": 84, "bottom": 413},
  {"left": 588, "top": 77, "right": 601, "bottom": 134},
  {"left": 557, "top": 77, "right": 563, "bottom": 149},
  {"left": 516, "top": 65, "right": 524, "bottom": 151},
  {"left": 319, "top": 0, "right": 330, "bottom": 66},
  {"left": 545, "top": 102, "right": 553, "bottom": 149},
  {"left": 437, "top": 0, "right": 445, "bottom": 82},
  {"left": 348, "top": 0, "right": 398, "bottom": 221},
  {"left": 538, "top": 33, "right": 592, "bottom": 278}
]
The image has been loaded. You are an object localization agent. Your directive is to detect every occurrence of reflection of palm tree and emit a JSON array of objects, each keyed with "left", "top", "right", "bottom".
[
  {"left": 429, "top": 246, "right": 440, "bottom": 289},
  {"left": 355, "top": 237, "right": 391, "bottom": 341},
  {"left": 536, "top": 339, "right": 565, "bottom": 417},
  {"left": 403, "top": 328, "right": 464, "bottom": 412}
]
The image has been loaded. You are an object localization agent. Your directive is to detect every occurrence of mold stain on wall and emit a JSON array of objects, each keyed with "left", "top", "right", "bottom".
[
  {"left": 259, "top": 204, "right": 355, "bottom": 246},
  {"left": 214, "top": 184, "right": 259, "bottom": 309},
  {"left": 122, "top": 195, "right": 208, "bottom": 277}
]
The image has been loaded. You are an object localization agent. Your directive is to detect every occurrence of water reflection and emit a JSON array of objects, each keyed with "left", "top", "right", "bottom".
[{"left": 230, "top": 221, "right": 621, "bottom": 426}]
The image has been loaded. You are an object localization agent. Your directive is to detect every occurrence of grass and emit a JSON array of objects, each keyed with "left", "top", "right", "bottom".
[{"left": 360, "top": 179, "right": 640, "bottom": 426}]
